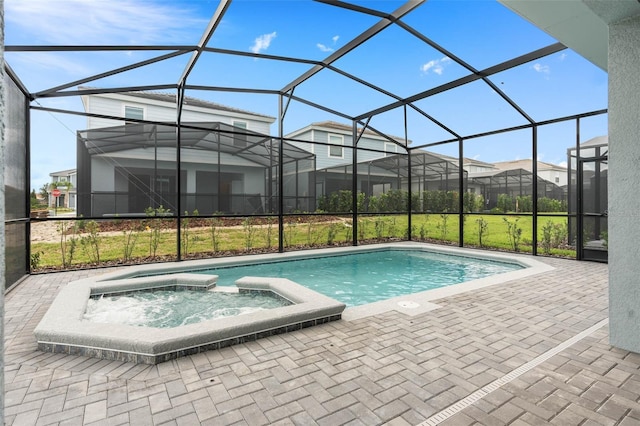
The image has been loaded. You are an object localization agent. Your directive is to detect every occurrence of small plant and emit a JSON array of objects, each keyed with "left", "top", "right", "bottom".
[
  {"left": 503, "top": 217, "right": 523, "bottom": 252},
  {"left": 600, "top": 231, "right": 608, "bottom": 248},
  {"left": 181, "top": 212, "right": 191, "bottom": 257},
  {"left": 343, "top": 220, "right": 353, "bottom": 242},
  {"left": 145, "top": 205, "right": 170, "bottom": 258},
  {"left": 79, "top": 220, "right": 101, "bottom": 264},
  {"left": 358, "top": 218, "right": 367, "bottom": 240},
  {"left": 265, "top": 217, "right": 276, "bottom": 249},
  {"left": 243, "top": 217, "right": 256, "bottom": 251},
  {"left": 327, "top": 222, "right": 340, "bottom": 245},
  {"left": 437, "top": 212, "right": 449, "bottom": 241},
  {"left": 387, "top": 217, "right": 397, "bottom": 238},
  {"left": 284, "top": 220, "right": 296, "bottom": 248},
  {"left": 209, "top": 217, "right": 222, "bottom": 253},
  {"left": 541, "top": 220, "right": 553, "bottom": 254},
  {"left": 476, "top": 217, "right": 488, "bottom": 248},
  {"left": 306, "top": 216, "right": 321, "bottom": 246},
  {"left": 374, "top": 218, "right": 385, "bottom": 239},
  {"left": 406, "top": 224, "right": 416, "bottom": 239},
  {"left": 30, "top": 251, "right": 44, "bottom": 270},
  {"left": 419, "top": 223, "right": 427, "bottom": 240},
  {"left": 122, "top": 221, "right": 141, "bottom": 262},
  {"left": 552, "top": 223, "right": 568, "bottom": 248},
  {"left": 75, "top": 215, "right": 86, "bottom": 232},
  {"left": 57, "top": 220, "right": 78, "bottom": 268},
  {"left": 180, "top": 209, "right": 198, "bottom": 257}
]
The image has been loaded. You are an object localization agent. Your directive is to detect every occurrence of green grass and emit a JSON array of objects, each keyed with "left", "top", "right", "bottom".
[{"left": 30, "top": 213, "right": 577, "bottom": 271}]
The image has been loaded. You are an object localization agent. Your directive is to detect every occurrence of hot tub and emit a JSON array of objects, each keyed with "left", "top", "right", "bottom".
[{"left": 34, "top": 273, "right": 345, "bottom": 364}]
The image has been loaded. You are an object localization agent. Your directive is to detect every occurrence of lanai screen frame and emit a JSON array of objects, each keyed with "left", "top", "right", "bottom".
[{"left": 4, "top": 0, "right": 608, "bottom": 282}]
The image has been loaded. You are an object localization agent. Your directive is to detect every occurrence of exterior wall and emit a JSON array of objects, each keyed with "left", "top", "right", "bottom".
[
  {"left": 466, "top": 165, "right": 495, "bottom": 174},
  {"left": 79, "top": 93, "right": 280, "bottom": 216},
  {"left": 84, "top": 93, "right": 273, "bottom": 134},
  {"left": 89, "top": 150, "right": 269, "bottom": 216},
  {"left": 287, "top": 126, "right": 404, "bottom": 170},
  {"left": 608, "top": 14, "right": 640, "bottom": 353},
  {"left": 538, "top": 169, "right": 567, "bottom": 188}
]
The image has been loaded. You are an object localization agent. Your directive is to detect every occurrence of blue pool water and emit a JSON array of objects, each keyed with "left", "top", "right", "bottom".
[{"left": 197, "top": 249, "right": 523, "bottom": 307}]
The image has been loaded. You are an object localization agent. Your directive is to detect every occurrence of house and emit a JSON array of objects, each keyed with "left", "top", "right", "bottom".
[
  {"left": 285, "top": 121, "right": 411, "bottom": 200},
  {"left": 76, "top": 90, "right": 316, "bottom": 216},
  {"left": 492, "top": 159, "right": 568, "bottom": 187},
  {"left": 49, "top": 169, "right": 77, "bottom": 210}
]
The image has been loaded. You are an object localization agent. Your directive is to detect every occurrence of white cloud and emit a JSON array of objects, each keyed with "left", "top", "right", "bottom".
[
  {"left": 317, "top": 43, "right": 334, "bottom": 53},
  {"left": 317, "top": 35, "right": 340, "bottom": 53},
  {"left": 557, "top": 161, "right": 568, "bottom": 168},
  {"left": 559, "top": 53, "right": 567, "bottom": 61},
  {"left": 10, "top": 52, "right": 94, "bottom": 77},
  {"left": 532, "top": 63, "right": 551, "bottom": 74},
  {"left": 420, "top": 56, "right": 451, "bottom": 75},
  {"left": 5, "top": 0, "right": 205, "bottom": 45},
  {"left": 251, "top": 32, "right": 277, "bottom": 54}
]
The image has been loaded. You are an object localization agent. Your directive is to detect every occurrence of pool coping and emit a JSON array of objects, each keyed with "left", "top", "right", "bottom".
[{"left": 34, "top": 274, "right": 346, "bottom": 364}]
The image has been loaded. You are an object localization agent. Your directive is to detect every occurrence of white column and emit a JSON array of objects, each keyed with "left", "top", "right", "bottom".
[{"left": 608, "top": 14, "right": 640, "bottom": 352}]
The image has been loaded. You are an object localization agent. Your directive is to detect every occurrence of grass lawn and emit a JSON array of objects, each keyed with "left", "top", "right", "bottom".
[{"left": 31, "top": 213, "right": 576, "bottom": 271}]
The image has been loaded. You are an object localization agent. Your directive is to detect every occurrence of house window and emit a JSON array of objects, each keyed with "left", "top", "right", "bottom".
[
  {"left": 555, "top": 177, "right": 560, "bottom": 183},
  {"left": 328, "top": 134, "right": 343, "bottom": 158},
  {"left": 384, "top": 142, "right": 397, "bottom": 157},
  {"left": 233, "top": 121, "right": 248, "bottom": 147},
  {"left": 124, "top": 106, "right": 144, "bottom": 122}
]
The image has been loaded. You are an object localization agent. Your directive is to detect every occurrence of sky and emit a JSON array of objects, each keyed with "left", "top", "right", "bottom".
[{"left": 4, "top": 0, "right": 609, "bottom": 192}]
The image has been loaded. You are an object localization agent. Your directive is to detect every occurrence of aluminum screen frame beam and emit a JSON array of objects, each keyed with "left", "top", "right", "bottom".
[
  {"left": 34, "top": 50, "right": 193, "bottom": 98},
  {"left": 281, "top": 0, "right": 425, "bottom": 94},
  {"left": 356, "top": 42, "right": 567, "bottom": 122},
  {"left": 178, "top": 0, "right": 232, "bottom": 88}
]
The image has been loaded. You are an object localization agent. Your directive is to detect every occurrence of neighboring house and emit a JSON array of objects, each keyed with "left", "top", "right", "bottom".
[
  {"left": 285, "top": 121, "right": 407, "bottom": 169},
  {"left": 462, "top": 157, "right": 498, "bottom": 174},
  {"left": 285, "top": 121, "right": 410, "bottom": 199},
  {"left": 76, "top": 89, "right": 316, "bottom": 216},
  {"left": 492, "top": 159, "right": 568, "bottom": 187},
  {"left": 49, "top": 169, "right": 77, "bottom": 210}
]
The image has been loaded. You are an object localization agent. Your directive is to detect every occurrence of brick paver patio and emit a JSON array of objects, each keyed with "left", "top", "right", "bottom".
[{"left": 5, "top": 249, "right": 638, "bottom": 425}]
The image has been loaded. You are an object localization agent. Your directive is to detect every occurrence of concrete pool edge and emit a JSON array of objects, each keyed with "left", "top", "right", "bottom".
[
  {"left": 34, "top": 274, "right": 346, "bottom": 364},
  {"left": 80, "top": 242, "right": 554, "bottom": 322}
]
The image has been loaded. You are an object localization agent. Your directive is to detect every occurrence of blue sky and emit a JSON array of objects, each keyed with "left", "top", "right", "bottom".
[{"left": 5, "top": 0, "right": 608, "bottom": 192}]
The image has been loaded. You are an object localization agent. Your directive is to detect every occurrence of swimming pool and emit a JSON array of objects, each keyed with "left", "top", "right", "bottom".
[
  {"left": 34, "top": 243, "right": 553, "bottom": 363},
  {"left": 193, "top": 249, "right": 523, "bottom": 307}
]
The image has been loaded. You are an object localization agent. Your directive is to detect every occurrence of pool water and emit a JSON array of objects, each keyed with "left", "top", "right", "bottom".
[
  {"left": 84, "top": 290, "right": 292, "bottom": 328},
  {"left": 197, "top": 249, "right": 523, "bottom": 307}
]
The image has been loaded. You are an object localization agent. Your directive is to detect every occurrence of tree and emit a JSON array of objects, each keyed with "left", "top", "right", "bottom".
[{"left": 39, "top": 183, "right": 50, "bottom": 199}]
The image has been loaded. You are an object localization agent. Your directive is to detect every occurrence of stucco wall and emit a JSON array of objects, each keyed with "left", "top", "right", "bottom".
[{"left": 608, "top": 14, "right": 640, "bottom": 352}]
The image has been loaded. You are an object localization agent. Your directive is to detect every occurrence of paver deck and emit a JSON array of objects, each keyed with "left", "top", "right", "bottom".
[{"left": 5, "top": 250, "right": 636, "bottom": 425}]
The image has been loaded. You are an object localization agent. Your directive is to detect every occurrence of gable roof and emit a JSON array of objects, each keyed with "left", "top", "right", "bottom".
[
  {"left": 79, "top": 86, "right": 275, "bottom": 122},
  {"left": 492, "top": 159, "right": 566, "bottom": 172},
  {"left": 285, "top": 120, "right": 409, "bottom": 146}
]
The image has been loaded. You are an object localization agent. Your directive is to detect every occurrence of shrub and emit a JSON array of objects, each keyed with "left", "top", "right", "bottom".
[
  {"left": 476, "top": 217, "right": 488, "bottom": 247},
  {"left": 503, "top": 217, "right": 523, "bottom": 252}
]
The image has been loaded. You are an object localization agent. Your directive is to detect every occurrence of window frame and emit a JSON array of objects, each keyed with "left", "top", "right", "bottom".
[
  {"left": 328, "top": 134, "right": 344, "bottom": 159},
  {"left": 124, "top": 105, "right": 144, "bottom": 122},
  {"left": 384, "top": 142, "right": 397, "bottom": 157},
  {"left": 232, "top": 121, "right": 248, "bottom": 147}
]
